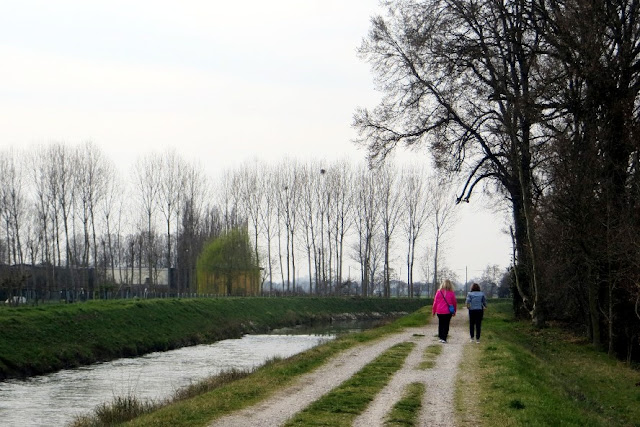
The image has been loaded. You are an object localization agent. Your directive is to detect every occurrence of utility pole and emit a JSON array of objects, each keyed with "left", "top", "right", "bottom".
[{"left": 465, "top": 266, "right": 468, "bottom": 294}]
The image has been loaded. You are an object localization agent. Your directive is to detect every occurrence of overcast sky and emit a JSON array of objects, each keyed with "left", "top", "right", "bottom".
[{"left": 0, "top": 0, "right": 512, "bottom": 283}]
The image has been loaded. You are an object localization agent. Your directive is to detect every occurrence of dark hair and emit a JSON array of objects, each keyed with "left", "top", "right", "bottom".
[{"left": 471, "top": 283, "right": 481, "bottom": 292}]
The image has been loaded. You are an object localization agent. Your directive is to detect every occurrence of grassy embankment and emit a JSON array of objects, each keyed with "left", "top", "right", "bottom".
[
  {"left": 0, "top": 297, "right": 427, "bottom": 379},
  {"left": 456, "top": 301, "right": 640, "bottom": 426}
]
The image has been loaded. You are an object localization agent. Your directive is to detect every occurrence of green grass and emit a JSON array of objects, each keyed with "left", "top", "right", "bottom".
[
  {"left": 122, "top": 307, "right": 430, "bottom": 426},
  {"left": 284, "top": 342, "right": 415, "bottom": 427},
  {"left": 385, "top": 382, "right": 425, "bottom": 426},
  {"left": 0, "top": 297, "right": 428, "bottom": 379},
  {"left": 459, "top": 301, "right": 640, "bottom": 426},
  {"left": 418, "top": 344, "right": 442, "bottom": 369}
]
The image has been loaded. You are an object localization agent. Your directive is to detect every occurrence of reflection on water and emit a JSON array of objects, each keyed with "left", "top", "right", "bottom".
[
  {"left": 269, "top": 318, "right": 389, "bottom": 336},
  {"left": 0, "top": 334, "right": 333, "bottom": 427}
]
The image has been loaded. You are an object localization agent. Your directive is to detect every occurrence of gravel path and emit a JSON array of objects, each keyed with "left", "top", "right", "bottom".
[{"left": 209, "top": 313, "right": 468, "bottom": 427}]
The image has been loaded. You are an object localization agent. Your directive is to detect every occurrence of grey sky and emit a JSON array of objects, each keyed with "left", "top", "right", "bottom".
[
  {"left": 1, "top": 1, "right": 376, "bottom": 168},
  {"left": 0, "top": 0, "right": 511, "bottom": 283}
]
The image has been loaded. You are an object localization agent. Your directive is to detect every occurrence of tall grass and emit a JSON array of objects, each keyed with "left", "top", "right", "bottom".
[
  {"left": 171, "top": 368, "right": 254, "bottom": 402},
  {"left": 71, "top": 394, "right": 156, "bottom": 427}
]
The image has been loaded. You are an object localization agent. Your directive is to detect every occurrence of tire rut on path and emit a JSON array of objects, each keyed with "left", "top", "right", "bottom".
[
  {"left": 353, "top": 313, "right": 466, "bottom": 427},
  {"left": 209, "top": 313, "right": 468, "bottom": 427}
]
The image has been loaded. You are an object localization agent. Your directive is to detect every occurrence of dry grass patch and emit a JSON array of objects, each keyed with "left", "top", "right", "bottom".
[{"left": 454, "top": 340, "right": 483, "bottom": 426}]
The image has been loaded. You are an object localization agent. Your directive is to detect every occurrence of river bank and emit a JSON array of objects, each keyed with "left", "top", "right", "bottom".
[
  {"left": 2, "top": 332, "right": 334, "bottom": 427},
  {"left": 0, "top": 297, "right": 427, "bottom": 379}
]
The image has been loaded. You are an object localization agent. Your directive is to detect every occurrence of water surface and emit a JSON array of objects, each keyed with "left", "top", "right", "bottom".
[{"left": 0, "top": 333, "right": 332, "bottom": 427}]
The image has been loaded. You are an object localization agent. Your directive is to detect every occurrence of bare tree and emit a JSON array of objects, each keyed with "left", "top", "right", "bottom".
[
  {"left": 298, "top": 162, "right": 322, "bottom": 294},
  {"left": 0, "top": 149, "right": 26, "bottom": 267},
  {"left": 327, "top": 160, "right": 354, "bottom": 289},
  {"left": 315, "top": 166, "right": 331, "bottom": 294},
  {"left": 275, "top": 161, "right": 301, "bottom": 293},
  {"left": 401, "top": 164, "right": 430, "bottom": 297},
  {"left": 429, "top": 175, "right": 457, "bottom": 288},
  {"left": 74, "top": 142, "right": 112, "bottom": 296},
  {"left": 133, "top": 153, "right": 161, "bottom": 290},
  {"left": 28, "top": 147, "right": 56, "bottom": 295},
  {"left": 368, "top": 234, "right": 386, "bottom": 296},
  {"left": 258, "top": 164, "right": 278, "bottom": 295},
  {"left": 48, "top": 143, "right": 77, "bottom": 293},
  {"left": 157, "top": 149, "right": 185, "bottom": 279},
  {"left": 74, "top": 145, "right": 92, "bottom": 269},
  {"left": 377, "top": 163, "right": 402, "bottom": 297},
  {"left": 421, "top": 245, "right": 434, "bottom": 296},
  {"left": 352, "top": 166, "right": 380, "bottom": 297},
  {"left": 178, "top": 161, "right": 209, "bottom": 293},
  {"left": 24, "top": 210, "right": 42, "bottom": 299},
  {"left": 100, "top": 163, "right": 125, "bottom": 289},
  {"left": 318, "top": 166, "right": 333, "bottom": 293},
  {"left": 438, "top": 266, "right": 460, "bottom": 285},
  {"left": 480, "top": 264, "right": 502, "bottom": 297},
  {"left": 237, "top": 160, "right": 263, "bottom": 279},
  {"left": 218, "top": 169, "right": 242, "bottom": 234}
]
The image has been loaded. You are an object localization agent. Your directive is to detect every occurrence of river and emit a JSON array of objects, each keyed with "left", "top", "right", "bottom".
[{"left": 0, "top": 319, "right": 382, "bottom": 427}]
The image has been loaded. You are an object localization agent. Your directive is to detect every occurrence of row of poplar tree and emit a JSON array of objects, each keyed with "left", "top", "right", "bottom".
[{"left": 0, "top": 142, "right": 465, "bottom": 301}]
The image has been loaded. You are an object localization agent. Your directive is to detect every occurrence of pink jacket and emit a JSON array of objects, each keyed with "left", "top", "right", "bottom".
[{"left": 432, "top": 290, "right": 457, "bottom": 315}]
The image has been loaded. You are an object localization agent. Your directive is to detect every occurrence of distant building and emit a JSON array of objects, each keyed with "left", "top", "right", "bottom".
[{"left": 105, "top": 267, "right": 170, "bottom": 287}]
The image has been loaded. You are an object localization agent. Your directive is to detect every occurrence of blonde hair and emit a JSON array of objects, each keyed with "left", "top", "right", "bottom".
[{"left": 439, "top": 279, "right": 454, "bottom": 292}]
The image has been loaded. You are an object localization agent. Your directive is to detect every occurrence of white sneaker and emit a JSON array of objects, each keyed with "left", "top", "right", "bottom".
[
  {"left": 470, "top": 338, "right": 474, "bottom": 343},
  {"left": 439, "top": 339, "right": 445, "bottom": 343},
  {"left": 475, "top": 339, "right": 480, "bottom": 344}
]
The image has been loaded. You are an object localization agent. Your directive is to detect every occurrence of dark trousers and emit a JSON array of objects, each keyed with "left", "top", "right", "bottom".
[
  {"left": 469, "top": 309, "right": 484, "bottom": 339},
  {"left": 437, "top": 313, "right": 452, "bottom": 341}
]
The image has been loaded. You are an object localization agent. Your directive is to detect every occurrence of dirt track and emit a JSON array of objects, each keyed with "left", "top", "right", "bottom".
[{"left": 209, "top": 313, "right": 468, "bottom": 427}]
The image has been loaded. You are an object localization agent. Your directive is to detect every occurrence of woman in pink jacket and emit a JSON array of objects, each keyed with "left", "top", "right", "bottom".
[{"left": 432, "top": 279, "right": 457, "bottom": 343}]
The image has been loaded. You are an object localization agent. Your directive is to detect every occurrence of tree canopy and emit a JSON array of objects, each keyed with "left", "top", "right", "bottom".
[{"left": 196, "top": 228, "right": 259, "bottom": 295}]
